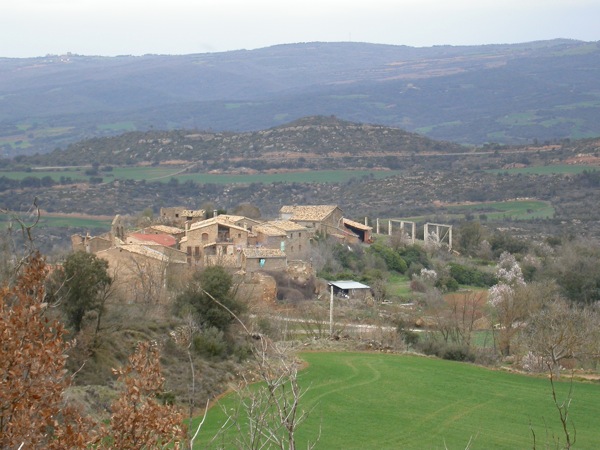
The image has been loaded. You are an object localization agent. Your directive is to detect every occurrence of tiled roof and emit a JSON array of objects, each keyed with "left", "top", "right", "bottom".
[
  {"left": 267, "top": 220, "right": 307, "bottom": 232},
  {"left": 242, "top": 248, "right": 286, "bottom": 258},
  {"left": 254, "top": 224, "right": 286, "bottom": 237},
  {"left": 128, "top": 233, "right": 177, "bottom": 247},
  {"left": 343, "top": 218, "right": 372, "bottom": 231},
  {"left": 189, "top": 216, "right": 248, "bottom": 233},
  {"left": 279, "top": 205, "right": 339, "bottom": 221},
  {"left": 216, "top": 214, "right": 246, "bottom": 223},
  {"left": 115, "top": 244, "right": 170, "bottom": 262},
  {"left": 149, "top": 225, "right": 185, "bottom": 235}
]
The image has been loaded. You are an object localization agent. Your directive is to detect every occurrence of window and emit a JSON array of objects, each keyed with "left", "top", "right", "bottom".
[
  {"left": 202, "top": 232, "right": 209, "bottom": 243},
  {"left": 299, "top": 232, "right": 302, "bottom": 238},
  {"left": 194, "top": 246, "right": 200, "bottom": 256},
  {"left": 186, "top": 246, "right": 192, "bottom": 255}
]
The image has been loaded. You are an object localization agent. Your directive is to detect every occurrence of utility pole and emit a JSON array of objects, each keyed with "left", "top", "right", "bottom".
[{"left": 330, "top": 284, "right": 334, "bottom": 338}]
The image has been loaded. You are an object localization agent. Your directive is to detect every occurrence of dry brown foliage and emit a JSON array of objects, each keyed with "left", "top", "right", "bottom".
[
  {"left": 0, "top": 253, "right": 93, "bottom": 449},
  {"left": 97, "top": 340, "right": 187, "bottom": 449},
  {"left": 1, "top": 252, "right": 188, "bottom": 449}
]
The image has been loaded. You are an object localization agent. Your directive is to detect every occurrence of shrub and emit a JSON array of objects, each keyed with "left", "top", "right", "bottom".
[
  {"left": 416, "top": 339, "right": 475, "bottom": 362},
  {"left": 448, "top": 262, "right": 497, "bottom": 287},
  {"left": 435, "top": 275, "right": 459, "bottom": 292},
  {"left": 193, "top": 327, "right": 228, "bottom": 359}
]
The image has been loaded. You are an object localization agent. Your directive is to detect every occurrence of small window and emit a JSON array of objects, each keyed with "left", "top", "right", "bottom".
[
  {"left": 238, "top": 233, "right": 241, "bottom": 238},
  {"left": 194, "top": 246, "right": 200, "bottom": 256},
  {"left": 175, "top": 213, "right": 179, "bottom": 218},
  {"left": 299, "top": 232, "right": 302, "bottom": 238},
  {"left": 186, "top": 246, "right": 192, "bottom": 255}
]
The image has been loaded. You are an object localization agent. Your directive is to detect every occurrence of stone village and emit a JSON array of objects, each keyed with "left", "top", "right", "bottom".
[{"left": 71, "top": 204, "right": 452, "bottom": 304}]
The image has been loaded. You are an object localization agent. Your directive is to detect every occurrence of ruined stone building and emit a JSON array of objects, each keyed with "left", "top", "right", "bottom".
[{"left": 159, "top": 206, "right": 205, "bottom": 227}]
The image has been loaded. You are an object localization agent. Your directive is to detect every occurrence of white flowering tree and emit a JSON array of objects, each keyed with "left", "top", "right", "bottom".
[{"left": 487, "top": 252, "right": 528, "bottom": 356}]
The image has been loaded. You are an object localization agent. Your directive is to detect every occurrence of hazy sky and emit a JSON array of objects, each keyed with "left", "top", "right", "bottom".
[{"left": 2, "top": 0, "right": 600, "bottom": 58}]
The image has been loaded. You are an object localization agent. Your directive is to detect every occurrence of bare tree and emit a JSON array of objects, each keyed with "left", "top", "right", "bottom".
[
  {"left": 531, "top": 370, "right": 577, "bottom": 450},
  {"left": 522, "top": 298, "right": 600, "bottom": 378},
  {"left": 446, "top": 290, "right": 485, "bottom": 348},
  {"left": 205, "top": 291, "right": 319, "bottom": 450}
]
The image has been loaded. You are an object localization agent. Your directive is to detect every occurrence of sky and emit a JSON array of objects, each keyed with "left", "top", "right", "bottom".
[{"left": 2, "top": 0, "right": 600, "bottom": 58}]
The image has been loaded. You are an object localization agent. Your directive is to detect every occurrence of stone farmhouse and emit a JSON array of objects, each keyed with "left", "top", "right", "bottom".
[{"left": 279, "top": 205, "right": 372, "bottom": 243}]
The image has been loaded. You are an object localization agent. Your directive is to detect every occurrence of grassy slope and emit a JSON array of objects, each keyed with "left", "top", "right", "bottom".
[{"left": 194, "top": 352, "right": 600, "bottom": 449}]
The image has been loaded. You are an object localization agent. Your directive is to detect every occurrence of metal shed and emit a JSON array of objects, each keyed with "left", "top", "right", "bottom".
[{"left": 328, "top": 280, "right": 371, "bottom": 298}]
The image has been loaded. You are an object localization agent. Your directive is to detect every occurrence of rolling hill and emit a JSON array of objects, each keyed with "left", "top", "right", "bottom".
[{"left": 1, "top": 39, "right": 600, "bottom": 155}]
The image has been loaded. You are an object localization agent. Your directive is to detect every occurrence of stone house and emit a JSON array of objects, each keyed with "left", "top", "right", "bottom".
[
  {"left": 96, "top": 244, "right": 186, "bottom": 304},
  {"left": 141, "top": 225, "right": 186, "bottom": 243},
  {"left": 241, "top": 247, "right": 287, "bottom": 272},
  {"left": 180, "top": 216, "right": 249, "bottom": 268},
  {"left": 255, "top": 220, "right": 309, "bottom": 260},
  {"left": 71, "top": 233, "right": 112, "bottom": 254},
  {"left": 279, "top": 205, "right": 344, "bottom": 237},
  {"left": 216, "top": 214, "right": 262, "bottom": 230},
  {"left": 159, "top": 206, "right": 205, "bottom": 227},
  {"left": 71, "top": 214, "right": 126, "bottom": 254}
]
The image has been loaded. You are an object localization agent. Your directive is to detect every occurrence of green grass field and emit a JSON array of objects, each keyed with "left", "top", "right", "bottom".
[
  {"left": 1, "top": 167, "right": 403, "bottom": 185},
  {"left": 0, "top": 214, "right": 111, "bottom": 230},
  {"left": 193, "top": 352, "right": 600, "bottom": 449},
  {"left": 387, "top": 273, "right": 412, "bottom": 299},
  {"left": 173, "top": 170, "right": 403, "bottom": 185},
  {"left": 488, "top": 164, "right": 599, "bottom": 176}
]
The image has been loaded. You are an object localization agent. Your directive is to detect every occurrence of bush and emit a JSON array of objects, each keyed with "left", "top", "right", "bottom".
[
  {"left": 193, "top": 327, "right": 228, "bottom": 359},
  {"left": 448, "top": 262, "right": 496, "bottom": 287},
  {"left": 369, "top": 241, "right": 407, "bottom": 273},
  {"left": 416, "top": 339, "right": 475, "bottom": 362},
  {"left": 440, "top": 343, "right": 475, "bottom": 362},
  {"left": 435, "top": 275, "right": 459, "bottom": 292}
]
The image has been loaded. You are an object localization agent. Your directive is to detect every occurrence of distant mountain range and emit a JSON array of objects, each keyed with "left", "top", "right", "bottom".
[{"left": 1, "top": 39, "right": 600, "bottom": 156}]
